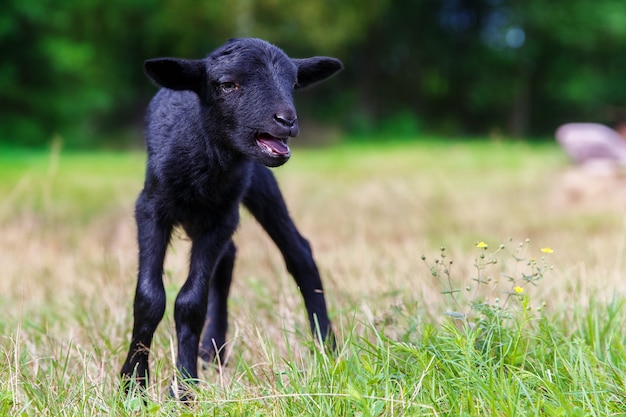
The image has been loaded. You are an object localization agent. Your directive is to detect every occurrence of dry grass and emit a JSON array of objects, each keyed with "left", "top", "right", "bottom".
[{"left": 1, "top": 140, "right": 625, "bottom": 409}]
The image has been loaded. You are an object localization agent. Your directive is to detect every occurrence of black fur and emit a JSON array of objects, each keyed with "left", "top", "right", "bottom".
[{"left": 119, "top": 38, "right": 342, "bottom": 396}]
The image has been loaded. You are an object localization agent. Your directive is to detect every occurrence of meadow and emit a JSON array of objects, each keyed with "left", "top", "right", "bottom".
[{"left": 1, "top": 139, "right": 625, "bottom": 416}]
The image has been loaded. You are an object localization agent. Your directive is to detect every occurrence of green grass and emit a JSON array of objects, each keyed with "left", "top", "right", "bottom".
[{"left": 1, "top": 139, "right": 625, "bottom": 416}]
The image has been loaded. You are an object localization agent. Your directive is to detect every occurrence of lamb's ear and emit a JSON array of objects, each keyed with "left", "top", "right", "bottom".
[
  {"left": 293, "top": 57, "right": 343, "bottom": 90},
  {"left": 144, "top": 58, "right": 205, "bottom": 92}
]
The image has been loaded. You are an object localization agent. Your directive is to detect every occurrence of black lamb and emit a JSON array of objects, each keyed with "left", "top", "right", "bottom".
[{"left": 120, "top": 38, "right": 343, "bottom": 397}]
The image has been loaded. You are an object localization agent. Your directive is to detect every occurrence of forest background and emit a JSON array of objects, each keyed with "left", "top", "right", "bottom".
[{"left": 2, "top": 0, "right": 626, "bottom": 147}]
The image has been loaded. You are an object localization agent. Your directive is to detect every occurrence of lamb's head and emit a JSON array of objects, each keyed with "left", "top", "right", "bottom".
[{"left": 144, "top": 38, "right": 343, "bottom": 167}]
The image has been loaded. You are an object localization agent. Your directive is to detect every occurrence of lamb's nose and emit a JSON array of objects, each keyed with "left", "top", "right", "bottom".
[{"left": 274, "top": 113, "right": 297, "bottom": 127}]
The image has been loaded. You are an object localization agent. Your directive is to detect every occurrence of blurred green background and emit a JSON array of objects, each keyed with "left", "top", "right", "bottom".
[{"left": 2, "top": 0, "right": 626, "bottom": 147}]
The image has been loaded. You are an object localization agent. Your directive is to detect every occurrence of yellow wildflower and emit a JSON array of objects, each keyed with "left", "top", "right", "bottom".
[
  {"left": 514, "top": 286, "right": 524, "bottom": 294},
  {"left": 476, "top": 241, "right": 488, "bottom": 249},
  {"left": 540, "top": 247, "right": 554, "bottom": 254}
]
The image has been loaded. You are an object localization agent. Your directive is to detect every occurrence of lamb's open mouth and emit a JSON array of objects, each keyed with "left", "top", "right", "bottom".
[{"left": 256, "top": 133, "right": 290, "bottom": 157}]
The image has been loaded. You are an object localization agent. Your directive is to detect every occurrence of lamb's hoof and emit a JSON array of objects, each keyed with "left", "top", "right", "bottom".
[
  {"left": 199, "top": 344, "right": 228, "bottom": 370},
  {"left": 170, "top": 380, "right": 197, "bottom": 403}
]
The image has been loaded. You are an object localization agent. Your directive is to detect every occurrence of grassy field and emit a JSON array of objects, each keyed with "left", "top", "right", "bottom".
[{"left": 1, "top": 140, "right": 625, "bottom": 415}]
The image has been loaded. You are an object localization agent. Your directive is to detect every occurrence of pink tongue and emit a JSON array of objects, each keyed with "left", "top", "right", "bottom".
[{"left": 258, "top": 136, "right": 290, "bottom": 155}]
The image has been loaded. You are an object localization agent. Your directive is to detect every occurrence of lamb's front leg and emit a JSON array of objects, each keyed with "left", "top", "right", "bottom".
[
  {"left": 120, "top": 193, "right": 173, "bottom": 390},
  {"left": 243, "top": 164, "right": 334, "bottom": 349}
]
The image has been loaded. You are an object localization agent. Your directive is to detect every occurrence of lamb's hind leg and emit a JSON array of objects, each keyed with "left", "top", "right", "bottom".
[
  {"left": 120, "top": 192, "right": 172, "bottom": 390},
  {"left": 173, "top": 216, "right": 238, "bottom": 398},
  {"left": 199, "top": 240, "right": 235, "bottom": 366}
]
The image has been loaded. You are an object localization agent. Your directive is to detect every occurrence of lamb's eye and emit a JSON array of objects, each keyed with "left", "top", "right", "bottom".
[{"left": 220, "top": 82, "right": 239, "bottom": 93}]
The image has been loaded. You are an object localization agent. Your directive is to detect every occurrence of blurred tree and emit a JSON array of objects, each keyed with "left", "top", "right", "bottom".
[
  {"left": 0, "top": 0, "right": 159, "bottom": 146},
  {"left": 1, "top": 0, "right": 626, "bottom": 146},
  {"left": 521, "top": 0, "right": 626, "bottom": 134},
  {"left": 0, "top": 0, "right": 385, "bottom": 146},
  {"left": 0, "top": 0, "right": 99, "bottom": 145},
  {"left": 344, "top": 0, "right": 626, "bottom": 138}
]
